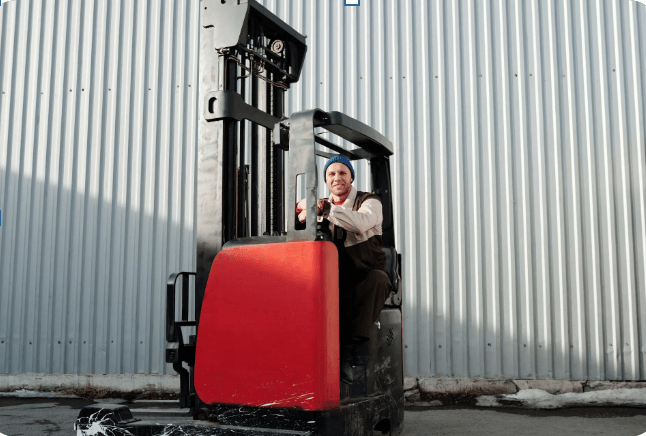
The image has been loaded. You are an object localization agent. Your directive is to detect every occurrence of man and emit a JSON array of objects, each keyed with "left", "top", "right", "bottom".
[{"left": 296, "top": 156, "right": 392, "bottom": 385}]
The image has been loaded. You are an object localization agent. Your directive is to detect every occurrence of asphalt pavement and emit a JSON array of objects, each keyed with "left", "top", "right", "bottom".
[{"left": 1, "top": 396, "right": 645, "bottom": 436}]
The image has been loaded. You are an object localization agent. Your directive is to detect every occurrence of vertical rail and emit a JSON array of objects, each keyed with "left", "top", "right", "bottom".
[
  {"left": 251, "top": 74, "right": 269, "bottom": 236},
  {"left": 271, "top": 74, "right": 286, "bottom": 234},
  {"left": 222, "top": 58, "right": 239, "bottom": 242},
  {"left": 181, "top": 275, "right": 189, "bottom": 322},
  {"left": 237, "top": 53, "right": 247, "bottom": 238}
]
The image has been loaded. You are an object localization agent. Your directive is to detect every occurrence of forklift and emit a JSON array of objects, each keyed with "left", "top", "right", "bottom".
[{"left": 76, "top": 1, "right": 403, "bottom": 435}]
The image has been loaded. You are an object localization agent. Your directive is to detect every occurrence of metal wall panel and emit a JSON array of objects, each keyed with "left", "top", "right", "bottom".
[
  {"left": 0, "top": 0, "right": 199, "bottom": 374},
  {"left": 261, "top": 0, "right": 646, "bottom": 381},
  {"left": 2, "top": 0, "right": 646, "bottom": 382}
]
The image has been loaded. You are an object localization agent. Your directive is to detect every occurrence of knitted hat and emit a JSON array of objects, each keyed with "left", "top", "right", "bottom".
[{"left": 323, "top": 156, "right": 354, "bottom": 182}]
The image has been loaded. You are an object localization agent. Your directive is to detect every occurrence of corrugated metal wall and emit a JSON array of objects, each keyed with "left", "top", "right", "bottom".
[
  {"left": 2, "top": 0, "right": 646, "bottom": 381},
  {"left": 0, "top": 0, "right": 199, "bottom": 374},
  {"left": 261, "top": 0, "right": 646, "bottom": 381}
]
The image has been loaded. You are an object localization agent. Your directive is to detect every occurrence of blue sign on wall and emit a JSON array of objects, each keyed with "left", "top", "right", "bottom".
[{"left": 344, "top": 0, "right": 360, "bottom": 6}]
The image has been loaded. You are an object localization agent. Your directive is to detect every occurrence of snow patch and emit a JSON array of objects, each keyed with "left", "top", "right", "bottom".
[
  {"left": 0, "top": 389, "right": 79, "bottom": 398},
  {"left": 476, "top": 388, "right": 646, "bottom": 409}
]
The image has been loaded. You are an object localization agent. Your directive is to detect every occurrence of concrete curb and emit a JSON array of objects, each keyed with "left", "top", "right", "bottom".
[
  {"left": 585, "top": 381, "right": 646, "bottom": 392},
  {"left": 0, "top": 373, "right": 180, "bottom": 392},
  {"left": 418, "top": 378, "right": 517, "bottom": 396},
  {"left": 404, "top": 377, "right": 646, "bottom": 407}
]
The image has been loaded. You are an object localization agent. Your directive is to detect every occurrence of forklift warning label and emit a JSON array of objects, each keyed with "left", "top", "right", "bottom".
[{"left": 344, "top": 0, "right": 360, "bottom": 5}]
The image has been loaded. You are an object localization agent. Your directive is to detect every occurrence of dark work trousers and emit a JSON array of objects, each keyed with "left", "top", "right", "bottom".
[
  {"left": 329, "top": 222, "right": 392, "bottom": 343},
  {"left": 339, "top": 268, "right": 392, "bottom": 343}
]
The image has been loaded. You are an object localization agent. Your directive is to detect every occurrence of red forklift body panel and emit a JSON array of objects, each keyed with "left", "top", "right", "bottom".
[{"left": 195, "top": 241, "right": 340, "bottom": 411}]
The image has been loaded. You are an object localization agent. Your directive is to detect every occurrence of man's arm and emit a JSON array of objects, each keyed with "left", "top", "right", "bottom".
[{"left": 323, "top": 198, "right": 382, "bottom": 234}]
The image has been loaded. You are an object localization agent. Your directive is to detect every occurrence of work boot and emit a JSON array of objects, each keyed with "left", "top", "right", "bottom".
[{"left": 340, "top": 344, "right": 354, "bottom": 385}]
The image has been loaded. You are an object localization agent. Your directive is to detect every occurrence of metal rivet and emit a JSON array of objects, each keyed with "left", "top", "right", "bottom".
[
  {"left": 405, "top": 345, "right": 408, "bottom": 348},
  {"left": 1, "top": 341, "right": 4, "bottom": 344},
  {"left": 610, "top": 344, "right": 613, "bottom": 346},
  {"left": 523, "top": 344, "right": 526, "bottom": 347},
  {"left": 438, "top": 345, "right": 442, "bottom": 348},
  {"left": 29, "top": 342, "right": 32, "bottom": 344},
  {"left": 626, "top": 343, "right": 629, "bottom": 346},
  {"left": 140, "top": 341, "right": 143, "bottom": 344},
  {"left": 84, "top": 341, "right": 86, "bottom": 344},
  {"left": 69, "top": 341, "right": 72, "bottom": 344},
  {"left": 58, "top": 341, "right": 61, "bottom": 344},
  {"left": 570, "top": 345, "right": 574, "bottom": 348},
  {"left": 488, "top": 343, "right": 491, "bottom": 346}
]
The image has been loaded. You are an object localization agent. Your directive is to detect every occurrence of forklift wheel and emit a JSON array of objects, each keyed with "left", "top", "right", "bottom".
[{"left": 195, "top": 407, "right": 212, "bottom": 421}]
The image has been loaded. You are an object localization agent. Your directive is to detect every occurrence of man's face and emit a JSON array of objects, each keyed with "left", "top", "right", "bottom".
[{"left": 326, "top": 162, "right": 353, "bottom": 198}]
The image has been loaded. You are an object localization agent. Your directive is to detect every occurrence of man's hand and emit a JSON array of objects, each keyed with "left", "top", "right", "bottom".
[
  {"left": 296, "top": 199, "right": 328, "bottom": 223},
  {"left": 296, "top": 198, "right": 307, "bottom": 214}
]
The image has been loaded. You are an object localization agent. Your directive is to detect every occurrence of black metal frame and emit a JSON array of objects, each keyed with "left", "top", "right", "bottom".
[{"left": 165, "top": 272, "right": 197, "bottom": 409}]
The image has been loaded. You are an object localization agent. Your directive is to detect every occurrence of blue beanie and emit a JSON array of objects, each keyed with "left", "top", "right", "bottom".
[{"left": 324, "top": 156, "right": 354, "bottom": 182}]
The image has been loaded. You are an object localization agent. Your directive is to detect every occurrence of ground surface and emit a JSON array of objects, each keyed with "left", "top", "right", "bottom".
[{"left": 1, "top": 397, "right": 645, "bottom": 436}]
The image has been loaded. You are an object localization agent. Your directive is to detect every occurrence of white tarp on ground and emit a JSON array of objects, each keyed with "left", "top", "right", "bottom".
[{"left": 476, "top": 388, "right": 646, "bottom": 409}]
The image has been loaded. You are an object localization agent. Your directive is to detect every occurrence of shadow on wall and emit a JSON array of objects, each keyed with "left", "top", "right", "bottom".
[
  {"left": 0, "top": 165, "right": 196, "bottom": 376},
  {"left": 0, "top": 0, "right": 201, "bottom": 377}
]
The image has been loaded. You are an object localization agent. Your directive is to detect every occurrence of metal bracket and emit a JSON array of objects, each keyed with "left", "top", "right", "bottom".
[
  {"left": 204, "top": 90, "right": 281, "bottom": 130},
  {"left": 201, "top": 0, "right": 250, "bottom": 49}
]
